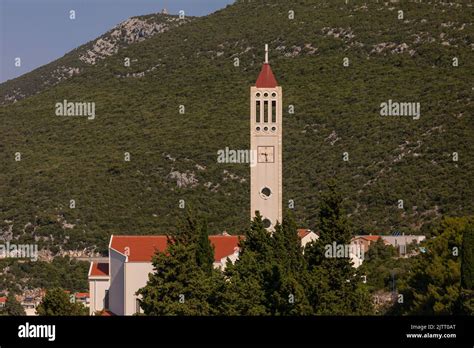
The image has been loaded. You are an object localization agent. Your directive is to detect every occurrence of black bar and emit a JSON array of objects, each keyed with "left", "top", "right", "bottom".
[{"left": 0, "top": 316, "right": 472, "bottom": 346}]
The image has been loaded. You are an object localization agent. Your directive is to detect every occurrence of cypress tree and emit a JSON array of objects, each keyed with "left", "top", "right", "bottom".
[
  {"left": 224, "top": 212, "right": 312, "bottom": 315},
  {"left": 461, "top": 222, "right": 474, "bottom": 290},
  {"left": 268, "top": 213, "right": 312, "bottom": 315},
  {"left": 305, "top": 181, "right": 373, "bottom": 315},
  {"left": 241, "top": 211, "right": 273, "bottom": 261},
  {"left": 460, "top": 219, "right": 474, "bottom": 314},
  {"left": 196, "top": 220, "right": 214, "bottom": 274},
  {"left": 138, "top": 212, "right": 225, "bottom": 315},
  {"left": 5, "top": 293, "right": 26, "bottom": 316},
  {"left": 137, "top": 240, "right": 215, "bottom": 315},
  {"left": 221, "top": 213, "right": 271, "bottom": 315}
]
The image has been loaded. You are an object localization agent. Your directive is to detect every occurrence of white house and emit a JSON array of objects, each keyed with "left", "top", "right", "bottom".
[
  {"left": 297, "top": 229, "right": 319, "bottom": 248},
  {"left": 350, "top": 234, "right": 426, "bottom": 267},
  {"left": 379, "top": 235, "right": 426, "bottom": 255},
  {"left": 88, "top": 262, "right": 109, "bottom": 314}
]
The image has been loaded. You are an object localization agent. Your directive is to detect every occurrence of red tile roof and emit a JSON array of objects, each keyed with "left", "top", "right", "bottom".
[
  {"left": 75, "top": 292, "right": 89, "bottom": 298},
  {"left": 101, "top": 310, "right": 115, "bottom": 316},
  {"left": 297, "top": 229, "right": 312, "bottom": 238},
  {"left": 0, "top": 297, "right": 6, "bottom": 303},
  {"left": 355, "top": 235, "right": 381, "bottom": 242},
  {"left": 256, "top": 63, "right": 278, "bottom": 88},
  {"left": 210, "top": 235, "right": 241, "bottom": 261},
  {"left": 110, "top": 236, "right": 168, "bottom": 262},
  {"left": 109, "top": 235, "right": 242, "bottom": 263},
  {"left": 89, "top": 262, "right": 109, "bottom": 277}
]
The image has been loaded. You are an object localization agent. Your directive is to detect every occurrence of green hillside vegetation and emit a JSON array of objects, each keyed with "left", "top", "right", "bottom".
[
  {"left": 0, "top": 257, "right": 89, "bottom": 294},
  {"left": 391, "top": 216, "right": 472, "bottom": 315},
  {"left": 36, "top": 287, "right": 88, "bottom": 316},
  {"left": 0, "top": 0, "right": 473, "bottom": 253}
]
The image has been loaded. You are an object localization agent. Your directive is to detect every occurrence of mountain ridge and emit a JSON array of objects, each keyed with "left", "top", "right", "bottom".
[{"left": 0, "top": 12, "right": 194, "bottom": 104}]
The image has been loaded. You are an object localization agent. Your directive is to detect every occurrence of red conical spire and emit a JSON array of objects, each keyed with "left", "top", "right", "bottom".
[{"left": 255, "top": 44, "right": 278, "bottom": 88}]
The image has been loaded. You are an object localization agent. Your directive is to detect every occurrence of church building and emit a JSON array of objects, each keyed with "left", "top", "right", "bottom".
[{"left": 87, "top": 47, "right": 318, "bottom": 315}]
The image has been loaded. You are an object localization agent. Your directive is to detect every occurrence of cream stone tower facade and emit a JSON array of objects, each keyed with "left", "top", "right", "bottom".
[{"left": 250, "top": 45, "right": 282, "bottom": 230}]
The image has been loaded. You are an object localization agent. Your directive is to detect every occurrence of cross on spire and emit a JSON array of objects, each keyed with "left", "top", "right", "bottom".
[{"left": 256, "top": 44, "right": 277, "bottom": 88}]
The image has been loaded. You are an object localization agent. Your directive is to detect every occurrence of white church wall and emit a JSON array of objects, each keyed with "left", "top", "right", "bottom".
[
  {"left": 89, "top": 278, "right": 109, "bottom": 315},
  {"left": 108, "top": 248, "right": 127, "bottom": 316},
  {"left": 124, "top": 262, "right": 154, "bottom": 315}
]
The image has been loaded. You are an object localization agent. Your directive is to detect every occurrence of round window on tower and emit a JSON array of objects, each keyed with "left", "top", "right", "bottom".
[
  {"left": 264, "top": 92, "right": 269, "bottom": 98},
  {"left": 264, "top": 126, "right": 269, "bottom": 131},
  {"left": 260, "top": 187, "right": 272, "bottom": 199},
  {"left": 262, "top": 218, "right": 272, "bottom": 229},
  {"left": 271, "top": 126, "right": 276, "bottom": 132},
  {"left": 272, "top": 92, "right": 277, "bottom": 98},
  {"left": 256, "top": 126, "right": 261, "bottom": 131},
  {"left": 256, "top": 92, "right": 261, "bottom": 98}
]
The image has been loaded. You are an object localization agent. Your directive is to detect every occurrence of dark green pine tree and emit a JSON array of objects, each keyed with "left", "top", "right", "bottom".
[
  {"left": 137, "top": 240, "right": 212, "bottom": 315},
  {"left": 273, "top": 213, "right": 305, "bottom": 272},
  {"left": 174, "top": 210, "right": 200, "bottom": 245},
  {"left": 36, "top": 288, "right": 87, "bottom": 316},
  {"left": 5, "top": 293, "right": 26, "bottom": 316},
  {"left": 220, "top": 212, "right": 271, "bottom": 315},
  {"left": 241, "top": 211, "right": 274, "bottom": 262},
  {"left": 394, "top": 217, "right": 467, "bottom": 315},
  {"left": 220, "top": 250, "right": 269, "bottom": 315},
  {"left": 223, "top": 212, "right": 312, "bottom": 315},
  {"left": 305, "top": 181, "right": 353, "bottom": 268},
  {"left": 266, "top": 213, "right": 312, "bottom": 315},
  {"left": 196, "top": 220, "right": 214, "bottom": 274},
  {"left": 305, "top": 181, "right": 373, "bottom": 315},
  {"left": 460, "top": 219, "right": 474, "bottom": 314},
  {"left": 461, "top": 221, "right": 474, "bottom": 290},
  {"left": 137, "top": 212, "right": 225, "bottom": 315}
]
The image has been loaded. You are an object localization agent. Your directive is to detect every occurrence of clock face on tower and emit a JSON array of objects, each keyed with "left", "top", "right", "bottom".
[{"left": 257, "top": 146, "right": 274, "bottom": 163}]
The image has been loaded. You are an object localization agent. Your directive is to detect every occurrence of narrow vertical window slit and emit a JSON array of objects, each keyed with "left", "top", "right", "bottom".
[
  {"left": 264, "top": 101, "right": 269, "bottom": 123},
  {"left": 256, "top": 100, "right": 261, "bottom": 123},
  {"left": 272, "top": 100, "right": 277, "bottom": 123}
]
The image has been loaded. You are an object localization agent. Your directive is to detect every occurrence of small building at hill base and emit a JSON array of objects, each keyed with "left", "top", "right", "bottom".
[{"left": 88, "top": 230, "right": 318, "bottom": 316}]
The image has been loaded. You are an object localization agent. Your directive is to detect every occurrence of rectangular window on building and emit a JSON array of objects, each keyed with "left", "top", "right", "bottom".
[
  {"left": 272, "top": 100, "right": 277, "bottom": 123},
  {"left": 256, "top": 100, "right": 260, "bottom": 123},
  {"left": 264, "top": 101, "right": 268, "bottom": 123}
]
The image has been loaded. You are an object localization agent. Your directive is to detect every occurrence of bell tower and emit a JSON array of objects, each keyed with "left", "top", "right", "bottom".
[{"left": 250, "top": 45, "right": 282, "bottom": 230}]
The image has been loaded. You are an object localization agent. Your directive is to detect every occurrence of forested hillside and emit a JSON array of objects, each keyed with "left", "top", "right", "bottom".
[{"left": 0, "top": 0, "right": 472, "bottom": 253}]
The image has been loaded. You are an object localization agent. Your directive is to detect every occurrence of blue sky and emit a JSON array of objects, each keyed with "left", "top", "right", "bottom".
[{"left": 0, "top": 0, "right": 234, "bottom": 82}]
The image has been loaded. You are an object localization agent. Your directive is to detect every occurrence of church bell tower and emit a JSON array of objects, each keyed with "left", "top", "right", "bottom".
[{"left": 250, "top": 45, "right": 282, "bottom": 230}]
